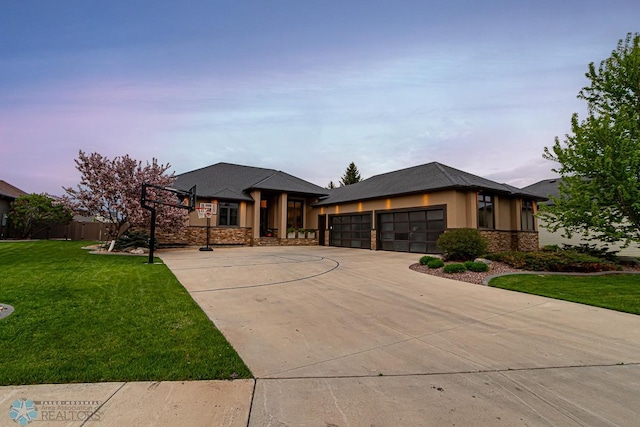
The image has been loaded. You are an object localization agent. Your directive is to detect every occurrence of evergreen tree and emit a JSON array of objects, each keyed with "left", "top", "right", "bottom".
[{"left": 339, "top": 162, "right": 362, "bottom": 186}]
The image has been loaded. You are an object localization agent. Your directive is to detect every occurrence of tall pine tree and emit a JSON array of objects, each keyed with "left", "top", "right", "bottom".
[{"left": 339, "top": 162, "right": 362, "bottom": 186}]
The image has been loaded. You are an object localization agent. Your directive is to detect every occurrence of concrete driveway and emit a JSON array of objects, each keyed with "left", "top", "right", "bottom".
[{"left": 160, "top": 246, "right": 640, "bottom": 426}]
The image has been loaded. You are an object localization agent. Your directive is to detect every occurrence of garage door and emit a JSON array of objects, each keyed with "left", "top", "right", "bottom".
[
  {"left": 378, "top": 208, "right": 445, "bottom": 253},
  {"left": 329, "top": 213, "right": 372, "bottom": 249}
]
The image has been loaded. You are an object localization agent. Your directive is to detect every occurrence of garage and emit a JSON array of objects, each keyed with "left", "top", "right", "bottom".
[
  {"left": 378, "top": 208, "right": 445, "bottom": 253},
  {"left": 329, "top": 213, "right": 372, "bottom": 249}
]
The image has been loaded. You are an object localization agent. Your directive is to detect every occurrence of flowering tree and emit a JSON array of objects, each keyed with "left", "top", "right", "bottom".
[{"left": 63, "top": 151, "right": 188, "bottom": 241}]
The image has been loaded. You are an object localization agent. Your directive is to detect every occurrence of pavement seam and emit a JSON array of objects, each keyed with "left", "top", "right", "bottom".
[
  {"left": 257, "top": 362, "right": 640, "bottom": 381},
  {"left": 166, "top": 256, "right": 326, "bottom": 271},
  {"left": 266, "top": 299, "right": 550, "bottom": 378},
  {"left": 190, "top": 257, "right": 340, "bottom": 293},
  {"left": 79, "top": 382, "right": 127, "bottom": 426},
  {"left": 245, "top": 379, "right": 258, "bottom": 427}
]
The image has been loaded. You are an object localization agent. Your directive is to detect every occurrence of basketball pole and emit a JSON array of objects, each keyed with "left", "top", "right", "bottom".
[
  {"left": 200, "top": 213, "right": 213, "bottom": 251},
  {"left": 148, "top": 207, "right": 156, "bottom": 263}
]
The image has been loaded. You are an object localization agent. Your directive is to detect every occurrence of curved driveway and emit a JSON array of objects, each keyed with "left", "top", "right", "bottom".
[{"left": 161, "top": 246, "right": 640, "bottom": 426}]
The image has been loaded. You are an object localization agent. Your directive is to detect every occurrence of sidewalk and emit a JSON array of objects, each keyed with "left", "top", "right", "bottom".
[{"left": 0, "top": 380, "right": 253, "bottom": 426}]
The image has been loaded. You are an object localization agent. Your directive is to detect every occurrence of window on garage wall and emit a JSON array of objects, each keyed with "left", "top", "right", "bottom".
[
  {"left": 521, "top": 200, "right": 535, "bottom": 231},
  {"left": 477, "top": 193, "right": 494, "bottom": 229}
]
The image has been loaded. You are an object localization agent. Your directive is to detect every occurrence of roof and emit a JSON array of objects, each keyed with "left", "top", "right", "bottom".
[
  {"left": 174, "top": 162, "right": 328, "bottom": 201},
  {"left": 0, "top": 180, "right": 27, "bottom": 200},
  {"left": 523, "top": 178, "right": 563, "bottom": 205},
  {"left": 315, "top": 162, "right": 547, "bottom": 206}
]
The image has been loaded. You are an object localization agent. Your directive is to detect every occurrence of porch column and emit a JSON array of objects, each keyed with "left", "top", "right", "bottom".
[
  {"left": 251, "top": 190, "right": 261, "bottom": 239},
  {"left": 278, "top": 193, "right": 288, "bottom": 237}
]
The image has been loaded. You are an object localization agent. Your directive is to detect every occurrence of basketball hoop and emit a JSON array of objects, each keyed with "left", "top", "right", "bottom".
[{"left": 196, "top": 205, "right": 214, "bottom": 251}]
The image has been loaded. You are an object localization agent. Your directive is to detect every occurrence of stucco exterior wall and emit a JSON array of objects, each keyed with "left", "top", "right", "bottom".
[
  {"left": 537, "top": 219, "right": 640, "bottom": 257},
  {"left": 312, "top": 190, "right": 472, "bottom": 228}
]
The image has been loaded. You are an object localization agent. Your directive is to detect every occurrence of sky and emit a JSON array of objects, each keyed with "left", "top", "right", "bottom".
[{"left": 1, "top": 1, "right": 638, "bottom": 196}]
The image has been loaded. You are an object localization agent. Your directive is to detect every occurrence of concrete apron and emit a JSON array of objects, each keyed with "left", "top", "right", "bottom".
[{"left": 159, "top": 246, "right": 640, "bottom": 426}]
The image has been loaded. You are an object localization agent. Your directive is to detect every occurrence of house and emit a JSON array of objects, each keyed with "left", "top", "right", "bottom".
[
  {"left": 315, "top": 162, "right": 544, "bottom": 253},
  {"left": 0, "top": 180, "right": 27, "bottom": 238},
  {"left": 165, "top": 162, "right": 546, "bottom": 254},
  {"left": 171, "top": 163, "right": 328, "bottom": 246},
  {"left": 525, "top": 178, "right": 640, "bottom": 257}
]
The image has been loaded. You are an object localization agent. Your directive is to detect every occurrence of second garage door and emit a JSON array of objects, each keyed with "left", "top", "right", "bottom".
[{"left": 378, "top": 208, "right": 445, "bottom": 253}]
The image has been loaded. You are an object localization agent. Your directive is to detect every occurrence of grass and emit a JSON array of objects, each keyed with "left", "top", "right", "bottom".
[
  {"left": 489, "top": 273, "right": 640, "bottom": 315},
  {"left": 0, "top": 240, "right": 251, "bottom": 385}
]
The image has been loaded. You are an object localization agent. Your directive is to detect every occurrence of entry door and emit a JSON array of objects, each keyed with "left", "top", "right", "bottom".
[{"left": 318, "top": 214, "right": 326, "bottom": 246}]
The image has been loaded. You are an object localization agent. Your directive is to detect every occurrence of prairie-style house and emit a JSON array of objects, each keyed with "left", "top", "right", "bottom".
[{"left": 165, "top": 162, "right": 545, "bottom": 254}]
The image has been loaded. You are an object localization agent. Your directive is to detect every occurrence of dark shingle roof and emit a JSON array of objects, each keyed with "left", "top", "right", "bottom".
[
  {"left": 0, "top": 180, "right": 27, "bottom": 200},
  {"left": 523, "top": 178, "right": 562, "bottom": 205},
  {"left": 315, "top": 162, "right": 546, "bottom": 206},
  {"left": 174, "top": 163, "right": 328, "bottom": 201}
]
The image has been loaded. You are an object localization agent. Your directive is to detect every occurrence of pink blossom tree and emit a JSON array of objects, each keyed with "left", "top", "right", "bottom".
[{"left": 64, "top": 151, "right": 188, "bottom": 241}]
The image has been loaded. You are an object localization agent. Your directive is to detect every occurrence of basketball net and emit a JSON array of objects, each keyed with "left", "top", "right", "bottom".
[{"left": 196, "top": 208, "right": 212, "bottom": 219}]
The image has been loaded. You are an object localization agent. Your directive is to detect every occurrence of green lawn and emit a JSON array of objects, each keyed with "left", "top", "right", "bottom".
[
  {"left": 489, "top": 273, "right": 640, "bottom": 315},
  {"left": 0, "top": 240, "right": 251, "bottom": 385}
]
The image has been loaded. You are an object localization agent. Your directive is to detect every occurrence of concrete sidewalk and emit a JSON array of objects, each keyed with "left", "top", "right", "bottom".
[
  {"left": 0, "top": 380, "right": 253, "bottom": 426},
  {"left": 2, "top": 246, "right": 640, "bottom": 426}
]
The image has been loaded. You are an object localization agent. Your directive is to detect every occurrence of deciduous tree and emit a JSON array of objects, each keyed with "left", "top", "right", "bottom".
[
  {"left": 9, "top": 193, "right": 73, "bottom": 239},
  {"left": 541, "top": 33, "right": 640, "bottom": 247},
  {"left": 63, "top": 151, "right": 187, "bottom": 241}
]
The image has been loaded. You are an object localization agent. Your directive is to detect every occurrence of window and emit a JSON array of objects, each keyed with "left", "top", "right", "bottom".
[
  {"left": 478, "top": 193, "right": 494, "bottom": 229},
  {"left": 287, "top": 200, "right": 304, "bottom": 229},
  {"left": 219, "top": 202, "right": 238, "bottom": 226},
  {"left": 521, "top": 200, "right": 535, "bottom": 231}
]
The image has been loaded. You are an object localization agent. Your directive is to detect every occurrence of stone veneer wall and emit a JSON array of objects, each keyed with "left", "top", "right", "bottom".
[
  {"left": 480, "top": 230, "right": 539, "bottom": 253},
  {"left": 370, "top": 229, "right": 377, "bottom": 250},
  {"left": 253, "top": 237, "right": 319, "bottom": 246},
  {"left": 157, "top": 226, "right": 252, "bottom": 246}
]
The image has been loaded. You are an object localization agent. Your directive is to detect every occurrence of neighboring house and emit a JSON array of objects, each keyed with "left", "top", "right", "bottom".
[
  {"left": 168, "top": 162, "right": 545, "bottom": 254},
  {"left": 0, "top": 180, "right": 27, "bottom": 238},
  {"left": 524, "top": 178, "right": 640, "bottom": 257}
]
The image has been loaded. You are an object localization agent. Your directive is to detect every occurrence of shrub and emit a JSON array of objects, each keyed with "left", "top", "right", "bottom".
[
  {"left": 561, "top": 243, "right": 619, "bottom": 262},
  {"left": 485, "top": 250, "right": 617, "bottom": 273},
  {"left": 443, "top": 263, "right": 467, "bottom": 274},
  {"left": 467, "top": 261, "right": 489, "bottom": 272},
  {"left": 436, "top": 229, "right": 488, "bottom": 261},
  {"left": 419, "top": 255, "right": 436, "bottom": 265},
  {"left": 114, "top": 230, "right": 152, "bottom": 250},
  {"left": 427, "top": 258, "right": 445, "bottom": 269}
]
